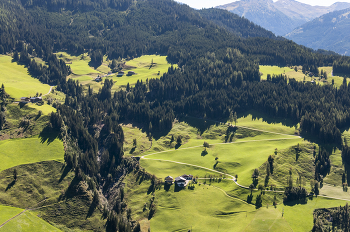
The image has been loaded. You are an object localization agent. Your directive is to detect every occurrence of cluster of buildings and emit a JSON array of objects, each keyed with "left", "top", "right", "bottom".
[
  {"left": 20, "top": 96, "right": 42, "bottom": 103},
  {"left": 95, "top": 70, "right": 136, "bottom": 82},
  {"left": 165, "top": 174, "right": 193, "bottom": 187}
]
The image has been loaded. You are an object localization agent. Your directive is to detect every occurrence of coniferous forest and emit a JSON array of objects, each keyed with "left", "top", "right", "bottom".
[{"left": 1, "top": 0, "right": 350, "bottom": 231}]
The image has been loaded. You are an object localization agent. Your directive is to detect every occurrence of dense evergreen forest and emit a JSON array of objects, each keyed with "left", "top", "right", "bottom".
[
  {"left": 2, "top": 0, "right": 350, "bottom": 230},
  {"left": 313, "top": 204, "right": 350, "bottom": 231}
]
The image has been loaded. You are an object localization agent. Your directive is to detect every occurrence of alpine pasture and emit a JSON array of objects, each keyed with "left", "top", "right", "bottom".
[
  {"left": 0, "top": 55, "right": 51, "bottom": 100},
  {"left": 127, "top": 113, "right": 350, "bottom": 231}
]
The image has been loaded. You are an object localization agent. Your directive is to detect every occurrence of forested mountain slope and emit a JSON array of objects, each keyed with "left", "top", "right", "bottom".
[
  {"left": 286, "top": 7, "right": 350, "bottom": 55},
  {"left": 2, "top": 0, "right": 350, "bottom": 231},
  {"left": 198, "top": 8, "right": 277, "bottom": 39}
]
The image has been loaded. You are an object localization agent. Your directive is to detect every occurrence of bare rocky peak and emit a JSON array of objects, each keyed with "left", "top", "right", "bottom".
[
  {"left": 274, "top": 0, "right": 350, "bottom": 21},
  {"left": 216, "top": 0, "right": 350, "bottom": 36}
]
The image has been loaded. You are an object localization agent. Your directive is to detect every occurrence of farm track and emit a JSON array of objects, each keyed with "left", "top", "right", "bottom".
[
  {"left": 140, "top": 124, "right": 345, "bottom": 201},
  {"left": 0, "top": 209, "right": 27, "bottom": 228},
  {"left": 140, "top": 123, "right": 300, "bottom": 192},
  {"left": 42, "top": 86, "right": 55, "bottom": 96},
  {"left": 0, "top": 198, "right": 47, "bottom": 228}
]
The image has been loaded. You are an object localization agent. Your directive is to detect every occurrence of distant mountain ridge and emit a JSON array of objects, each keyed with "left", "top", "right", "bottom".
[
  {"left": 216, "top": 0, "right": 350, "bottom": 36},
  {"left": 285, "top": 8, "right": 350, "bottom": 55}
]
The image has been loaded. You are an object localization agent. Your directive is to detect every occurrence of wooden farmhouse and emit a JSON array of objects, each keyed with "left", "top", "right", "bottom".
[
  {"left": 164, "top": 176, "right": 174, "bottom": 184},
  {"left": 175, "top": 176, "right": 187, "bottom": 187}
]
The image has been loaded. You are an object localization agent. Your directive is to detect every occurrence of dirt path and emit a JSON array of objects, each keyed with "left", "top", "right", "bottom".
[
  {"left": 42, "top": 86, "right": 55, "bottom": 96},
  {"left": 0, "top": 198, "right": 47, "bottom": 228},
  {"left": 0, "top": 209, "right": 27, "bottom": 228}
]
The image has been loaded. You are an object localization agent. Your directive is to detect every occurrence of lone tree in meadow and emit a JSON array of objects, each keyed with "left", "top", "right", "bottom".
[{"left": 133, "top": 138, "right": 137, "bottom": 148}]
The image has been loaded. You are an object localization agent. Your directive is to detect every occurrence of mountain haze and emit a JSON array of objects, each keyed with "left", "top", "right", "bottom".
[
  {"left": 286, "top": 7, "right": 350, "bottom": 55},
  {"left": 217, "top": 0, "right": 350, "bottom": 36}
]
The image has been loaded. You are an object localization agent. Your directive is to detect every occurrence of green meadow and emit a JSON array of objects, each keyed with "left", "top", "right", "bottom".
[
  {"left": 56, "top": 52, "right": 101, "bottom": 76},
  {"left": 60, "top": 52, "right": 176, "bottom": 92},
  {"left": 151, "top": 184, "right": 256, "bottom": 232},
  {"left": 0, "top": 207, "right": 61, "bottom": 232},
  {"left": 124, "top": 111, "right": 350, "bottom": 231},
  {"left": 276, "top": 197, "right": 348, "bottom": 232},
  {"left": 26, "top": 104, "right": 56, "bottom": 115},
  {"left": 139, "top": 112, "right": 302, "bottom": 187},
  {"left": 142, "top": 138, "right": 302, "bottom": 186},
  {"left": 0, "top": 136, "right": 64, "bottom": 172},
  {"left": 0, "top": 55, "right": 51, "bottom": 100},
  {"left": 0, "top": 205, "right": 23, "bottom": 225},
  {"left": 259, "top": 65, "right": 294, "bottom": 80},
  {"left": 0, "top": 205, "right": 61, "bottom": 232},
  {"left": 115, "top": 55, "right": 176, "bottom": 88},
  {"left": 259, "top": 65, "right": 349, "bottom": 88}
]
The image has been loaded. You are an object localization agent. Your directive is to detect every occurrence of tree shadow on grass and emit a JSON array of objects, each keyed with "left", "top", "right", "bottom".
[
  {"left": 201, "top": 150, "right": 208, "bottom": 157},
  {"left": 175, "top": 143, "right": 182, "bottom": 150},
  {"left": 164, "top": 184, "right": 171, "bottom": 192},
  {"left": 283, "top": 199, "right": 308, "bottom": 207},
  {"left": 18, "top": 102, "right": 29, "bottom": 109},
  {"left": 39, "top": 126, "right": 59, "bottom": 145},
  {"left": 86, "top": 202, "right": 97, "bottom": 218},
  {"left": 180, "top": 116, "right": 219, "bottom": 135},
  {"left": 174, "top": 184, "right": 183, "bottom": 192},
  {"left": 59, "top": 165, "right": 71, "bottom": 183},
  {"left": 129, "top": 147, "right": 136, "bottom": 154},
  {"left": 242, "top": 109, "right": 297, "bottom": 129},
  {"left": 5, "top": 180, "right": 16, "bottom": 192}
]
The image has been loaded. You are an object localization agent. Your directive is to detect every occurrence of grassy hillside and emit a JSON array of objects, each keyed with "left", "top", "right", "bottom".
[
  {"left": 0, "top": 104, "right": 52, "bottom": 140},
  {"left": 0, "top": 55, "right": 51, "bottom": 100},
  {"left": 143, "top": 138, "right": 302, "bottom": 186},
  {"left": 260, "top": 65, "right": 349, "bottom": 88},
  {"left": 211, "top": 180, "right": 349, "bottom": 232},
  {"left": 0, "top": 136, "right": 64, "bottom": 172},
  {"left": 0, "top": 161, "right": 104, "bottom": 231},
  {"left": 138, "top": 112, "right": 301, "bottom": 186},
  {"left": 120, "top": 112, "right": 350, "bottom": 231},
  {"left": 61, "top": 52, "right": 175, "bottom": 93},
  {"left": 116, "top": 55, "right": 176, "bottom": 88},
  {"left": 257, "top": 142, "right": 315, "bottom": 190},
  {"left": 0, "top": 205, "right": 23, "bottom": 225},
  {"left": 0, "top": 205, "right": 61, "bottom": 232}
]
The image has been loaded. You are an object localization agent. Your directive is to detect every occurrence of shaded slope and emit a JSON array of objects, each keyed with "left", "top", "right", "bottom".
[
  {"left": 198, "top": 8, "right": 277, "bottom": 39},
  {"left": 217, "top": 0, "right": 350, "bottom": 36},
  {"left": 285, "top": 8, "right": 350, "bottom": 55}
]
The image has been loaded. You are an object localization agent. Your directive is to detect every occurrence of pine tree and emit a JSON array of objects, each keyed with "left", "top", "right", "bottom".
[
  {"left": 233, "top": 112, "right": 237, "bottom": 126},
  {"left": 13, "top": 169, "right": 17, "bottom": 181}
]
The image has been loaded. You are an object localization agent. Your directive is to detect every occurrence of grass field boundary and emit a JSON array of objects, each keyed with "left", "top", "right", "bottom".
[
  {"left": 0, "top": 198, "right": 48, "bottom": 228},
  {"left": 141, "top": 137, "right": 301, "bottom": 159},
  {"left": 0, "top": 209, "right": 27, "bottom": 229},
  {"left": 141, "top": 136, "right": 302, "bottom": 192}
]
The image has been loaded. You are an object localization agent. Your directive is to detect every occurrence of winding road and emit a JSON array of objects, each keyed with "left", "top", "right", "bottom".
[
  {"left": 140, "top": 124, "right": 348, "bottom": 201},
  {"left": 140, "top": 124, "right": 300, "bottom": 192}
]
